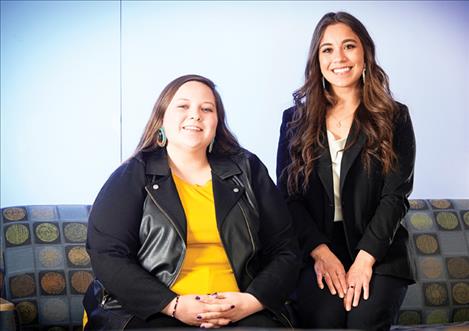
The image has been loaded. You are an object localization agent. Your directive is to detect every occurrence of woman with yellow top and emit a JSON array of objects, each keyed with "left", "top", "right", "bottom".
[{"left": 83, "top": 74, "right": 300, "bottom": 330}]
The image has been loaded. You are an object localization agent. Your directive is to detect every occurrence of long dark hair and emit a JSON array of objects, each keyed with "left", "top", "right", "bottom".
[
  {"left": 286, "top": 11, "right": 398, "bottom": 194},
  {"left": 133, "top": 74, "right": 240, "bottom": 156}
]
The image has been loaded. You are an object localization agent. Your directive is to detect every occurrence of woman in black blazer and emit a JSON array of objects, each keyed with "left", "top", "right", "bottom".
[{"left": 276, "top": 12, "right": 416, "bottom": 331}]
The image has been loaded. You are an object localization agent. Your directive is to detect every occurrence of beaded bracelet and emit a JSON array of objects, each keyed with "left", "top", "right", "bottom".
[{"left": 171, "top": 295, "right": 180, "bottom": 318}]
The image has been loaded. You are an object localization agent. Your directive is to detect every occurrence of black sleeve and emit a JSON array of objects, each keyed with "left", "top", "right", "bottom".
[
  {"left": 86, "top": 158, "right": 176, "bottom": 320},
  {"left": 244, "top": 154, "right": 301, "bottom": 312},
  {"left": 276, "top": 108, "right": 329, "bottom": 260},
  {"left": 356, "top": 104, "right": 416, "bottom": 261}
]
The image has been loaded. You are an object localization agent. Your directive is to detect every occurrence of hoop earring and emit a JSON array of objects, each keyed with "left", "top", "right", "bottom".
[
  {"left": 156, "top": 127, "right": 167, "bottom": 147},
  {"left": 208, "top": 138, "right": 215, "bottom": 153},
  {"left": 322, "top": 76, "right": 326, "bottom": 90},
  {"left": 362, "top": 68, "right": 366, "bottom": 85}
]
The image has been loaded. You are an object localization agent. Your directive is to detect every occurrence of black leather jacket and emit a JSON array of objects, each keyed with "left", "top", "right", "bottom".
[{"left": 84, "top": 148, "right": 300, "bottom": 328}]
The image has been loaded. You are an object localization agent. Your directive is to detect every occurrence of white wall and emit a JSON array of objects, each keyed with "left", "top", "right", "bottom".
[{"left": 1, "top": 0, "right": 468, "bottom": 207}]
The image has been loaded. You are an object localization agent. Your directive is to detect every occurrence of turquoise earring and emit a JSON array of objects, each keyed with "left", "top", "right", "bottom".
[{"left": 156, "top": 127, "right": 167, "bottom": 147}]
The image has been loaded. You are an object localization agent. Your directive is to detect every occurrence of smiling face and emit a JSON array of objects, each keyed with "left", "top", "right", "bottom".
[
  {"left": 163, "top": 81, "right": 218, "bottom": 153},
  {"left": 319, "top": 23, "right": 365, "bottom": 93}
]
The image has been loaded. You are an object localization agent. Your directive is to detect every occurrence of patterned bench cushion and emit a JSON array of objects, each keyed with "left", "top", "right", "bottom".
[
  {"left": 1, "top": 205, "right": 93, "bottom": 331},
  {"left": 398, "top": 199, "right": 469, "bottom": 325}
]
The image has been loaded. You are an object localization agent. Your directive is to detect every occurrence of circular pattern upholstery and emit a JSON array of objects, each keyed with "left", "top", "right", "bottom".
[
  {"left": 1, "top": 205, "right": 94, "bottom": 329},
  {"left": 16, "top": 300, "right": 38, "bottom": 324},
  {"left": 5, "top": 223, "right": 30, "bottom": 246},
  {"left": 452, "top": 282, "right": 469, "bottom": 305},
  {"left": 67, "top": 246, "right": 90, "bottom": 267},
  {"left": 426, "top": 309, "right": 449, "bottom": 324},
  {"left": 435, "top": 212, "right": 459, "bottom": 230},
  {"left": 409, "top": 200, "right": 427, "bottom": 210},
  {"left": 398, "top": 310, "right": 421, "bottom": 325},
  {"left": 64, "top": 223, "right": 87, "bottom": 243},
  {"left": 35, "top": 222, "right": 60, "bottom": 243},
  {"left": 38, "top": 246, "right": 64, "bottom": 268},
  {"left": 447, "top": 257, "right": 469, "bottom": 279},
  {"left": 430, "top": 199, "right": 452, "bottom": 209},
  {"left": 424, "top": 283, "right": 448, "bottom": 306},
  {"left": 70, "top": 270, "right": 93, "bottom": 294},
  {"left": 453, "top": 308, "right": 469, "bottom": 322},
  {"left": 410, "top": 213, "right": 433, "bottom": 230},
  {"left": 40, "top": 297, "right": 68, "bottom": 322},
  {"left": 40, "top": 271, "right": 66, "bottom": 295},
  {"left": 2, "top": 207, "right": 27, "bottom": 221},
  {"left": 10, "top": 274, "right": 36, "bottom": 298},
  {"left": 463, "top": 211, "right": 469, "bottom": 227},
  {"left": 415, "top": 234, "right": 439, "bottom": 254},
  {"left": 420, "top": 257, "right": 444, "bottom": 279}
]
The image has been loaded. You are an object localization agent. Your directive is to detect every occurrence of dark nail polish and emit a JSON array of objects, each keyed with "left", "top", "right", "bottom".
[
  {"left": 231, "top": 305, "right": 235, "bottom": 309},
  {"left": 197, "top": 316, "right": 202, "bottom": 320},
  {"left": 195, "top": 296, "right": 200, "bottom": 300}
]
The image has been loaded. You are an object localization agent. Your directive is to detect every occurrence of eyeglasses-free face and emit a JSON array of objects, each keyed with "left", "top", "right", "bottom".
[{"left": 319, "top": 23, "right": 365, "bottom": 93}]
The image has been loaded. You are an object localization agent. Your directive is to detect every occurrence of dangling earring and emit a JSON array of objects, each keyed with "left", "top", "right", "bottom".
[
  {"left": 322, "top": 76, "right": 326, "bottom": 90},
  {"left": 156, "top": 127, "right": 167, "bottom": 147},
  {"left": 208, "top": 138, "right": 215, "bottom": 153},
  {"left": 362, "top": 67, "right": 366, "bottom": 85}
]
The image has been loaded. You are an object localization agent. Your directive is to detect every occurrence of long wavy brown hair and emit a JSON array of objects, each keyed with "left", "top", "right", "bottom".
[
  {"left": 133, "top": 74, "right": 240, "bottom": 156},
  {"left": 286, "top": 11, "right": 398, "bottom": 194}
]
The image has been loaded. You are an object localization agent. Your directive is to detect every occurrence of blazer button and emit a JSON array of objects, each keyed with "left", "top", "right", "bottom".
[
  {"left": 152, "top": 184, "right": 159, "bottom": 190},
  {"left": 233, "top": 187, "right": 239, "bottom": 193}
]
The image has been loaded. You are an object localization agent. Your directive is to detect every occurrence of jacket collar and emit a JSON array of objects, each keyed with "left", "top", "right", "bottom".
[
  {"left": 141, "top": 148, "right": 244, "bottom": 240},
  {"left": 141, "top": 148, "right": 242, "bottom": 179}
]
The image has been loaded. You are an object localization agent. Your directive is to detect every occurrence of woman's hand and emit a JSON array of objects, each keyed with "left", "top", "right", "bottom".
[
  {"left": 161, "top": 294, "right": 232, "bottom": 327},
  {"left": 343, "top": 249, "right": 375, "bottom": 311},
  {"left": 311, "top": 244, "right": 348, "bottom": 298},
  {"left": 197, "top": 292, "right": 263, "bottom": 328}
]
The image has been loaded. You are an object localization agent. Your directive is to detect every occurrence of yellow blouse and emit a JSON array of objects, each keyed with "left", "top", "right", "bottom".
[{"left": 170, "top": 174, "right": 239, "bottom": 295}]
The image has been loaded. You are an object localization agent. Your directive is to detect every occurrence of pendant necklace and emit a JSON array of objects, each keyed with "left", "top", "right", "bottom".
[{"left": 329, "top": 112, "right": 354, "bottom": 128}]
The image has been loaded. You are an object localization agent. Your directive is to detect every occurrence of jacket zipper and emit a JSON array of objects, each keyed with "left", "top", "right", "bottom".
[
  {"left": 145, "top": 186, "right": 186, "bottom": 287},
  {"left": 237, "top": 202, "right": 255, "bottom": 280}
]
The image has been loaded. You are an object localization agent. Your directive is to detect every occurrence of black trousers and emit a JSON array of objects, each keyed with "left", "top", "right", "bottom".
[
  {"left": 126, "top": 310, "right": 283, "bottom": 329},
  {"left": 295, "top": 222, "right": 409, "bottom": 331}
]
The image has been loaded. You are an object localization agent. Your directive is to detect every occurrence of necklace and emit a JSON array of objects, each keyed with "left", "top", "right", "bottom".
[{"left": 328, "top": 111, "right": 355, "bottom": 128}]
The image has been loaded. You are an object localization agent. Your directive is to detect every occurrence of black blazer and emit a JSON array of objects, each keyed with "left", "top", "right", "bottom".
[{"left": 276, "top": 103, "right": 416, "bottom": 281}]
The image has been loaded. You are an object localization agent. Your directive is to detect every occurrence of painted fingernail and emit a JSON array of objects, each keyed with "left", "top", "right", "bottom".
[
  {"left": 231, "top": 305, "right": 235, "bottom": 309},
  {"left": 195, "top": 296, "right": 201, "bottom": 300},
  {"left": 197, "top": 315, "right": 202, "bottom": 320}
]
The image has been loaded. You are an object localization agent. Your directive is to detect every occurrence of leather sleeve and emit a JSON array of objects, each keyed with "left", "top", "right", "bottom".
[
  {"left": 356, "top": 104, "right": 416, "bottom": 261},
  {"left": 86, "top": 158, "right": 176, "bottom": 320}
]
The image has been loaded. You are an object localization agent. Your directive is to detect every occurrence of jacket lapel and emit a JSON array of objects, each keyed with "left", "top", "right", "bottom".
[
  {"left": 209, "top": 155, "right": 244, "bottom": 229},
  {"left": 340, "top": 116, "right": 366, "bottom": 192},
  {"left": 142, "top": 149, "right": 245, "bottom": 239},
  {"left": 316, "top": 149, "right": 334, "bottom": 204},
  {"left": 143, "top": 149, "right": 187, "bottom": 241}
]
